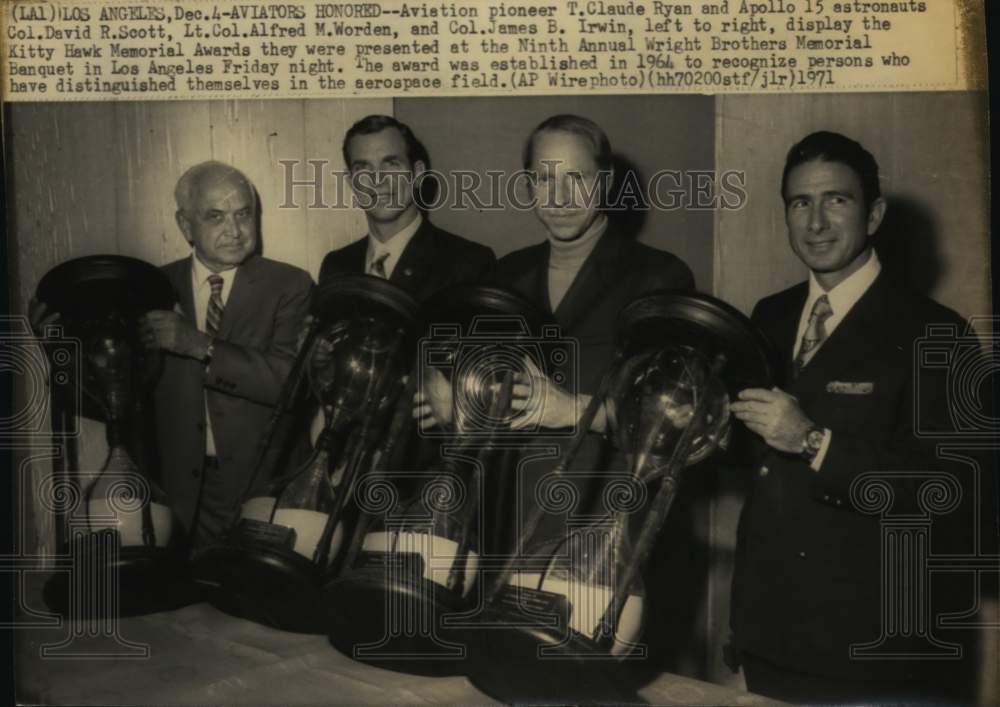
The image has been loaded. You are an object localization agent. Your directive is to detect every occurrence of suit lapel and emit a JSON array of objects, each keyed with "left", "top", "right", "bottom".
[
  {"left": 790, "top": 273, "right": 893, "bottom": 398},
  {"left": 343, "top": 238, "right": 367, "bottom": 274},
  {"left": 390, "top": 220, "right": 437, "bottom": 298},
  {"left": 554, "top": 228, "right": 627, "bottom": 332},
  {"left": 218, "top": 256, "right": 262, "bottom": 340}
]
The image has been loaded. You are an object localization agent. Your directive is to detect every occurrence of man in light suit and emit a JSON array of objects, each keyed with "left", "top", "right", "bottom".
[
  {"left": 729, "top": 132, "right": 972, "bottom": 703},
  {"left": 139, "top": 161, "right": 312, "bottom": 547},
  {"left": 319, "top": 114, "right": 495, "bottom": 297}
]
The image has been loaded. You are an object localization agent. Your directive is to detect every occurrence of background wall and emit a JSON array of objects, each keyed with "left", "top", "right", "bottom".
[
  {"left": 714, "top": 91, "right": 991, "bottom": 320},
  {"left": 7, "top": 97, "right": 391, "bottom": 554},
  {"left": 396, "top": 95, "right": 717, "bottom": 291}
]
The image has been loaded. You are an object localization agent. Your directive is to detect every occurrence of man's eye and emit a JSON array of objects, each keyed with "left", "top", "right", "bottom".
[
  {"left": 789, "top": 199, "right": 808, "bottom": 209},
  {"left": 828, "top": 195, "right": 847, "bottom": 205},
  {"left": 206, "top": 213, "right": 224, "bottom": 223}
]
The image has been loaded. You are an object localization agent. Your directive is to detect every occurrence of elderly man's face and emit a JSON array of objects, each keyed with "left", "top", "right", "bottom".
[
  {"left": 346, "top": 127, "right": 424, "bottom": 224},
  {"left": 530, "top": 129, "right": 604, "bottom": 242},
  {"left": 178, "top": 174, "right": 257, "bottom": 272}
]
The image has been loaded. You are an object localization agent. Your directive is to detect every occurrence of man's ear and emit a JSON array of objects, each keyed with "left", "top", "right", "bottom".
[
  {"left": 866, "top": 197, "right": 887, "bottom": 235},
  {"left": 175, "top": 210, "right": 193, "bottom": 245}
]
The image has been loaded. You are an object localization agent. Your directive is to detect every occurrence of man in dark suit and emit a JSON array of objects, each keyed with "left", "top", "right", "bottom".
[
  {"left": 139, "top": 161, "right": 313, "bottom": 547},
  {"left": 318, "top": 114, "right": 495, "bottom": 297},
  {"left": 729, "top": 132, "right": 972, "bottom": 703}
]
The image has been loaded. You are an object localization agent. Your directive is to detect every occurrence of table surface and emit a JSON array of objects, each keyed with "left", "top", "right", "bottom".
[{"left": 15, "top": 575, "right": 769, "bottom": 706}]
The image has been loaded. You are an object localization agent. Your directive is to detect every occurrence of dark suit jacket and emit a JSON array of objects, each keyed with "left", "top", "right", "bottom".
[
  {"left": 317, "top": 218, "right": 496, "bottom": 301},
  {"left": 154, "top": 255, "right": 313, "bottom": 534},
  {"left": 730, "top": 272, "right": 967, "bottom": 681},
  {"left": 495, "top": 227, "right": 695, "bottom": 545}
]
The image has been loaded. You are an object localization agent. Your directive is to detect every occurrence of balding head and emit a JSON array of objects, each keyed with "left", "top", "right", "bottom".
[
  {"left": 174, "top": 161, "right": 258, "bottom": 272},
  {"left": 175, "top": 161, "right": 256, "bottom": 217}
]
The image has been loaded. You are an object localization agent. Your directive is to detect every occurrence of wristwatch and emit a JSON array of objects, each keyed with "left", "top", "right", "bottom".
[{"left": 800, "top": 425, "right": 825, "bottom": 463}]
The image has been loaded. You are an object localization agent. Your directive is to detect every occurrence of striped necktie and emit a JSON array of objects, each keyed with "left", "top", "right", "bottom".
[
  {"left": 206, "top": 274, "right": 225, "bottom": 337},
  {"left": 370, "top": 252, "right": 390, "bottom": 279},
  {"left": 794, "top": 294, "right": 833, "bottom": 376}
]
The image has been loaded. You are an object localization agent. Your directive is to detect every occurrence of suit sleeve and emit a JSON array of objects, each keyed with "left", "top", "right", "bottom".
[{"left": 204, "top": 271, "right": 313, "bottom": 406}]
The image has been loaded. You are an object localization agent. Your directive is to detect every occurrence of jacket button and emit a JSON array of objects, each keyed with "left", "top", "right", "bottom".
[
  {"left": 822, "top": 494, "right": 830, "bottom": 502},
  {"left": 835, "top": 499, "right": 843, "bottom": 507},
  {"left": 798, "top": 551, "right": 807, "bottom": 559},
  {"left": 758, "top": 466, "right": 769, "bottom": 477}
]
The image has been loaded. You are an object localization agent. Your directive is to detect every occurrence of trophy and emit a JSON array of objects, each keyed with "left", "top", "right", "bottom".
[
  {"left": 325, "top": 285, "right": 563, "bottom": 674},
  {"left": 36, "top": 255, "right": 198, "bottom": 617},
  {"left": 464, "top": 291, "right": 774, "bottom": 702},
  {"left": 192, "top": 274, "right": 421, "bottom": 633}
]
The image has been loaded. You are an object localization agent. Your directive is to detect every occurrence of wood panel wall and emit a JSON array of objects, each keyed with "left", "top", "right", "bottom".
[{"left": 7, "top": 98, "right": 390, "bottom": 556}]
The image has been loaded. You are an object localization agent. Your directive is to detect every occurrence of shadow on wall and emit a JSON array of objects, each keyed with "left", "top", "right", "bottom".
[{"left": 875, "top": 195, "right": 943, "bottom": 297}]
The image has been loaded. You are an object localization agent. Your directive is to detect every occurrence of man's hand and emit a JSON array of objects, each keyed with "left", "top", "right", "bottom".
[
  {"left": 510, "top": 355, "right": 588, "bottom": 431},
  {"left": 413, "top": 367, "right": 452, "bottom": 431},
  {"left": 28, "top": 298, "right": 60, "bottom": 336},
  {"left": 730, "top": 387, "right": 813, "bottom": 454},
  {"left": 139, "top": 310, "right": 211, "bottom": 360}
]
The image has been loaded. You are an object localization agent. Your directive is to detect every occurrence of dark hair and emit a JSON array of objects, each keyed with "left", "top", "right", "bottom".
[
  {"left": 522, "top": 114, "right": 613, "bottom": 173},
  {"left": 342, "top": 114, "right": 430, "bottom": 170},
  {"left": 782, "top": 131, "right": 881, "bottom": 209}
]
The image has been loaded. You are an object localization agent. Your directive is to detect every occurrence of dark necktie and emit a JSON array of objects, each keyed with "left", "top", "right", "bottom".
[
  {"left": 206, "top": 274, "right": 225, "bottom": 337},
  {"left": 370, "top": 252, "right": 390, "bottom": 279},
  {"left": 794, "top": 294, "right": 833, "bottom": 376}
]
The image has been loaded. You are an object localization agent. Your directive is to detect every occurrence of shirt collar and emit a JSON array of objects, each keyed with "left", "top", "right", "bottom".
[
  {"left": 367, "top": 212, "right": 423, "bottom": 269},
  {"left": 191, "top": 252, "right": 238, "bottom": 289},
  {"left": 806, "top": 249, "right": 881, "bottom": 323}
]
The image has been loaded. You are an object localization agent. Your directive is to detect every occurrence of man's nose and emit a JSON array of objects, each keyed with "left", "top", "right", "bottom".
[
  {"left": 808, "top": 204, "right": 828, "bottom": 232},
  {"left": 552, "top": 176, "right": 576, "bottom": 207},
  {"left": 220, "top": 213, "right": 241, "bottom": 238}
]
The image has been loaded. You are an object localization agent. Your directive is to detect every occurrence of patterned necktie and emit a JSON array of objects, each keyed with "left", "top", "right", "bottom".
[
  {"left": 370, "top": 252, "right": 390, "bottom": 279},
  {"left": 794, "top": 294, "right": 833, "bottom": 376},
  {"left": 206, "top": 274, "right": 225, "bottom": 337}
]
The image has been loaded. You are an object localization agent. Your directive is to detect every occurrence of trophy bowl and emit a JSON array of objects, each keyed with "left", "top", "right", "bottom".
[
  {"left": 324, "top": 285, "right": 556, "bottom": 676},
  {"left": 459, "top": 291, "right": 774, "bottom": 703},
  {"left": 193, "top": 274, "right": 421, "bottom": 633},
  {"left": 36, "top": 255, "right": 202, "bottom": 618}
]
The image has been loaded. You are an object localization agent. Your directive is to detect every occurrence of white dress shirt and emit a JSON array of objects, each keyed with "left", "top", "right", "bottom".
[
  {"left": 190, "top": 255, "right": 238, "bottom": 456},
  {"left": 365, "top": 212, "right": 422, "bottom": 278},
  {"left": 795, "top": 250, "right": 882, "bottom": 471}
]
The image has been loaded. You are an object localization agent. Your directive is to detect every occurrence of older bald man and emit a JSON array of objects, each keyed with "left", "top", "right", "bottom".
[{"left": 139, "top": 161, "right": 313, "bottom": 547}]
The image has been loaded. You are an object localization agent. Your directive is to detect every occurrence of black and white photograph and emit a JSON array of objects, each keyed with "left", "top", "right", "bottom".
[{"left": 1, "top": 2, "right": 996, "bottom": 705}]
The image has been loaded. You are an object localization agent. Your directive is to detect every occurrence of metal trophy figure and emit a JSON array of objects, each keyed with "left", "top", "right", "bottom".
[
  {"left": 325, "top": 285, "right": 561, "bottom": 674},
  {"left": 465, "top": 291, "right": 773, "bottom": 703},
  {"left": 36, "top": 255, "right": 198, "bottom": 618},
  {"left": 192, "top": 274, "right": 420, "bottom": 633}
]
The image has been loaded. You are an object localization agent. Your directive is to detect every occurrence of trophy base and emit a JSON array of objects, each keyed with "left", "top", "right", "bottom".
[
  {"left": 191, "top": 536, "right": 328, "bottom": 634},
  {"left": 459, "top": 610, "right": 640, "bottom": 704},
  {"left": 324, "top": 565, "right": 471, "bottom": 676},
  {"left": 43, "top": 545, "right": 202, "bottom": 619}
]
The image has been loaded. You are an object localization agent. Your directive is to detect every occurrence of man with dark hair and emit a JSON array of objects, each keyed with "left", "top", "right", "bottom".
[
  {"left": 318, "top": 114, "right": 495, "bottom": 298},
  {"left": 729, "top": 131, "right": 972, "bottom": 703}
]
